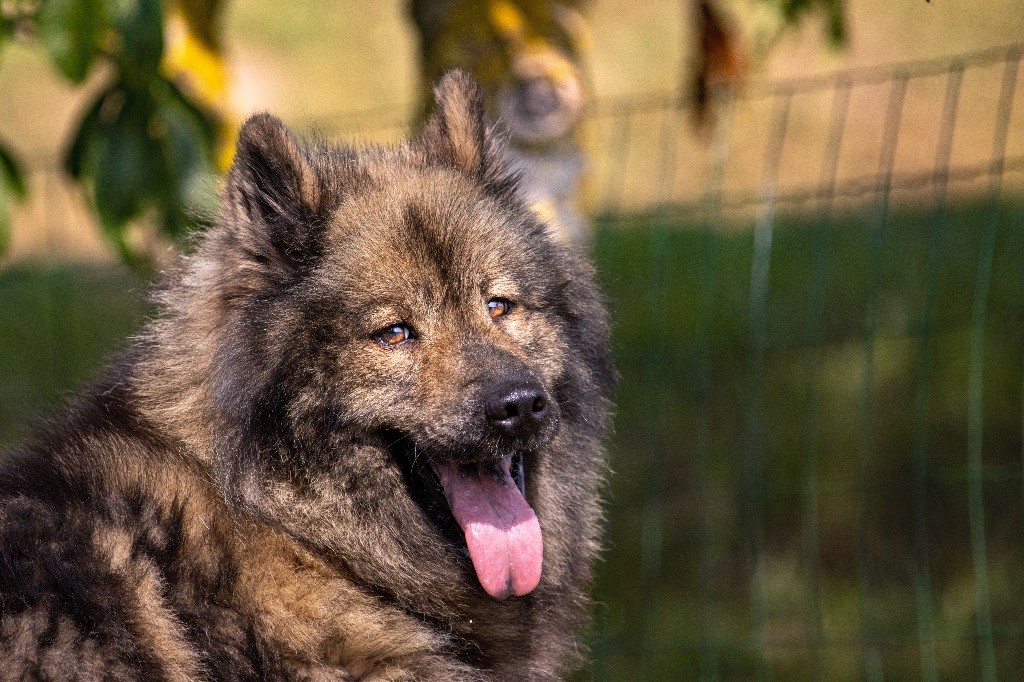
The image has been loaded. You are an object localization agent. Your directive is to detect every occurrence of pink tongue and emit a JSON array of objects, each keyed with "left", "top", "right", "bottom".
[{"left": 431, "top": 457, "right": 543, "bottom": 600}]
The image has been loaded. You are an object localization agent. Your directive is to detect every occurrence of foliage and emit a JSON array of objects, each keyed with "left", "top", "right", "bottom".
[
  {"left": 763, "top": 0, "right": 845, "bottom": 45},
  {"left": 0, "top": 0, "right": 848, "bottom": 264},
  {"left": 0, "top": 141, "right": 27, "bottom": 257},
  {"left": 0, "top": 0, "right": 221, "bottom": 267},
  {"left": 0, "top": 14, "right": 23, "bottom": 255}
]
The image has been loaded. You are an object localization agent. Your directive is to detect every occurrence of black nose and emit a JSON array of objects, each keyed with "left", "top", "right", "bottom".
[{"left": 484, "top": 382, "right": 550, "bottom": 440}]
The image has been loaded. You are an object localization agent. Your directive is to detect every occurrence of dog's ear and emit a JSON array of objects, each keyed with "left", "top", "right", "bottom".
[
  {"left": 419, "top": 70, "right": 500, "bottom": 176},
  {"left": 223, "top": 114, "right": 326, "bottom": 270}
]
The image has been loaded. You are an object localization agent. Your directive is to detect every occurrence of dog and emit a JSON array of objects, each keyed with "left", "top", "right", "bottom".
[{"left": 0, "top": 71, "right": 615, "bottom": 680}]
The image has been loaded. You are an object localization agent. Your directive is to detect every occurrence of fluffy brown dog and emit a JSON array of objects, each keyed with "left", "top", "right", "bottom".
[{"left": 0, "top": 71, "right": 614, "bottom": 680}]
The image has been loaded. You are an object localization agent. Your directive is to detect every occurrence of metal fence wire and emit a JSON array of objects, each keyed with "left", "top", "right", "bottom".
[
  {"left": 564, "top": 44, "right": 1024, "bottom": 680},
  {"left": 2, "top": 43, "right": 1024, "bottom": 681}
]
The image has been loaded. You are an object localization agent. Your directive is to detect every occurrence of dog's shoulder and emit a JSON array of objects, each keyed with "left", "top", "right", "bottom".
[{"left": 0, "top": 371, "right": 224, "bottom": 678}]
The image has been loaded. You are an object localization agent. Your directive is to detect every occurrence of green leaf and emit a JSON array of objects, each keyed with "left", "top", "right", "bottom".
[
  {"left": 0, "top": 141, "right": 26, "bottom": 258},
  {"left": 93, "top": 90, "right": 166, "bottom": 229},
  {"left": 100, "top": 213, "right": 153, "bottom": 272},
  {"left": 827, "top": 0, "right": 846, "bottom": 46},
  {"left": 0, "top": 142, "right": 27, "bottom": 199},
  {"left": 0, "top": 186, "right": 9, "bottom": 256},
  {"left": 67, "top": 79, "right": 217, "bottom": 264},
  {"left": 37, "top": 0, "right": 105, "bottom": 83},
  {"left": 64, "top": 88, "right": 108, "bottom": 179},
  {"left": 151, "top": 79, "right": 217, "bottom": 240},
  {"left": 175, "top": 0, "right": 223, "bottom": 50},
  {"left": 105, "top": 0, "right": 164, "bottom": 76},
  {"left": 1, "top": 15, "right": 12, "bottom": 46},
  {"left": 160, "top": 78, "right": 217, "bottom": 150},
  {"left": 758, "top": 0, "right": 846, "bottom": 47}
]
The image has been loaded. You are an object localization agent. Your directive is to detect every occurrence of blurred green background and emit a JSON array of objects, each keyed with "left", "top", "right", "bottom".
[{"left": 3, "top": 1, "right": 1024, "bottom": 679}]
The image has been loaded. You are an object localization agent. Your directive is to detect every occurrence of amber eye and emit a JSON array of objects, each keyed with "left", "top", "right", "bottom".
[
  {"left": 487, "top": 298, "right": 514, "bottom": 319},
  {"left": 375, "top": 324, "right": 414, "bottom": 347}
]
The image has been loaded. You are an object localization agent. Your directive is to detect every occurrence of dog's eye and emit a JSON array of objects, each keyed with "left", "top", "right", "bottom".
[
  {"left": 487, "top": 298, "right": 514, "bottom": 319},
  {"left": 375, "top": 324, "right": 414, "bottom": 347}
]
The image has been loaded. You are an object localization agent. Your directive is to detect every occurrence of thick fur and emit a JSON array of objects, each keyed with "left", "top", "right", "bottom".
[{"left": 0, "top": 71, "right": 614, "bottom": 680}]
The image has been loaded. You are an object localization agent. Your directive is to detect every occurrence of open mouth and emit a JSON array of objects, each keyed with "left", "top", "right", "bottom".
[{"left": 392, "top": 441, "right": 542, "bottom": 600}]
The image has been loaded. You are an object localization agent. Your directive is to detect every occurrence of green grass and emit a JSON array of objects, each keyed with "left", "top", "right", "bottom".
[
  {"left": 1, "top": 199, "right": 1023, "bottom": 679},
  {"left": 0, "top": 263, "right": 150, "bottom": 443},
  {"left": 589, "top": 198, "right": 1024, "bottom": 679}
]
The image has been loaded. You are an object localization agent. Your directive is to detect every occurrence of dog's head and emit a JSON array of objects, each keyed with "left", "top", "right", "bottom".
[{"left": 172, "top": 72, "right": 613, "bottom": 621}]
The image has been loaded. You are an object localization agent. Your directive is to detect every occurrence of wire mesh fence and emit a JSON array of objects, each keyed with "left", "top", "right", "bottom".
[
  {"left": 577, "top": 44, "right": 1024, "bottom": 680},
  {"left": 2, "top": 43, "right": 1024, "bottom": 680}
]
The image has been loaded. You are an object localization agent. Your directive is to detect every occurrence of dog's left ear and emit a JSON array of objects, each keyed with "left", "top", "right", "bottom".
[
  {"left": 221, "top": 114, "right": 332, "bottom": 275},
  {"left": 227, "top": 113, "right": 322, "bottom": 223},
  {"left": 419, "top": 70, "right": 500, "bottom": 176}
]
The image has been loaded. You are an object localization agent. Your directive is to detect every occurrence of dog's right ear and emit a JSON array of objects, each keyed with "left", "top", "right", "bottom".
[
  {"left": 419, "top": 70, "right": 502, "bottom": 176},
  {"left": 223, "top": 114, "right": 325, "bottom": 271}
]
